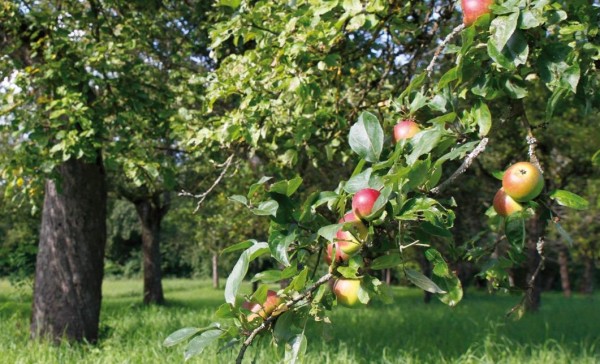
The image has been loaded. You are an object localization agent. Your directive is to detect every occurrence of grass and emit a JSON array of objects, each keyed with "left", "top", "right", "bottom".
[{"left": 1, "top": 279, "right": 599, "bottom": 363}]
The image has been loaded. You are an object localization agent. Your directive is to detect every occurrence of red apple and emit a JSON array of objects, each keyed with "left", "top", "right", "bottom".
[
  {"left": 332, "top": 279, "right": 362, "bottom": 308},
  {"left": 244, "top": 290, "right": 283, "bottom": 321},
  {"left": 502, "top": 161, "right": 544, "bottom": 202},
  {"left": 393, "top": 120, "right": 421, "bottom": 142},
  {"left": 493, "top": 188, "right": 523, "bottom": 217},
  {"left": 352, "top": 188, "right": 381, "bottom": 218},
  {"left": 461, "top": 0, "right": 494, "bottom": 26}
]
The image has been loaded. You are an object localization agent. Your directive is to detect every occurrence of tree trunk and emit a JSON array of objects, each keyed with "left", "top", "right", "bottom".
[
  {"left": 581, "top": 254, "right": 595, "bottom": 295},
  {"left": 558, "top": 244, "right": 571, "bottom": 297},
  {"left": 134, "top": 195, "right": 165, "bottom": 305},
  {"left": 212, "top": 252, "right": 219, "bottom": 289},
  {"left": 30, "top": 156, "right": 107, "bottom": 343},
  {"left": 385, "top": 268, "right": 392, "bottom": 285}
]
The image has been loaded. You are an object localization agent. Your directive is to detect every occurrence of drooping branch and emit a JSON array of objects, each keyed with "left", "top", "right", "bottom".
[
  {"left": 506, "top": 237, "right": 546, "bottom": 317},
  {"left": 235, "top": 272, "right": 333, "bottom": 364},
  {"left": 430, "top": 137, "right": 489, "bottom": 195},
  {"left": 179, "top": 154, "right": 235, "bottom": 212}
]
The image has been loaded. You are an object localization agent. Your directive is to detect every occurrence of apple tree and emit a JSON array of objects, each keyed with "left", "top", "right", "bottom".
[{"left": 165, "top": 0, "right": 599, "bottom": 361}]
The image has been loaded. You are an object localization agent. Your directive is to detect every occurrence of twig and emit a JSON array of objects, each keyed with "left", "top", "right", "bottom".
[
  {"left": 235, "top": 273, "right": 333, "bottom": 364},
  {"left": 179, "top": 154, "right": 235, "bottom": 212},
  {"left": 425, "top": 23, "right": 465, "bottom": 81},
  {"left": 430, "top": 138, "right": 489, "bottom": 195},
  {"left": 514, "top": 101, "right": 543, "bottom": 172}
]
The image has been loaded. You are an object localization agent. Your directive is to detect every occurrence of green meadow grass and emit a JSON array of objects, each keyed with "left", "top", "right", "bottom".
[{"left": 1, "top": 279, "right": 599, "bottom": 363}]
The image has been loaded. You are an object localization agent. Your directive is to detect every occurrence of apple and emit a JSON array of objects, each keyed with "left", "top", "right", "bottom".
[
  {"left": 352, "top": 188, "right": 381, "bottom": 218},
  {"left": 393, "top": 120, "right": 420, "bottom": 142},
  {"left": 336, "top": 212, "right": 368, "bottom": 250},
  {"left": 461, "top": 0, "right": 494, "bottom": 26},
  {"left": 325, "top": 212, "right": 368, "bottom": 264},
  {"left": 332, "top": 279, "right": 362, "bottom": 308},
  {"left": 502, "top": 161, "right": 544, "bottom": 202},
  {"left": 493, "top": 188, "right": 523, "bottom": 217},
  {"left": 244, "top": 290, "right": 283, "bottom": 321}
]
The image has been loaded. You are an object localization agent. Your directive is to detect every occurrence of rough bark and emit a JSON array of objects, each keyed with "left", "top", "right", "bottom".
[
  {"left": 558, "top": 244, "right": 572, "bottom": 297},
  {"left": 134, "top": 195, "right": 166, "bottom": 305},
  {"left": 212, "top": 252, "right": 219, "bottom": 289},
  {"left": 30, "top": 156, "right": 107, "bottom": 343}
]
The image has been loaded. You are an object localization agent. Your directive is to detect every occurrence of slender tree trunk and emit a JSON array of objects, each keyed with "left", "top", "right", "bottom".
[
  {"left": 581, "top": 254, "right": 595, "bottom": 295},
  {"left": 134, "top": 195, "right": 165, "bottom": 305},
  {"left": 524, "top": 218, "right": 545, "bottom": 312},
  {"left": 30, "top": 156, "right": 107, "bottom": 343},
  {"left": 385, "top": 268, "right": 392, "bottom": 285},
  {"left": 558, "top": 244, "right": 572, "bottom": 297},
  {"left": 212, "top": 252, "right": 219, "bottom": 289}
]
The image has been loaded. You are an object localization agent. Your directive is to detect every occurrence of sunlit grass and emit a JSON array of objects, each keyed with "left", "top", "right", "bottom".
[{"left": 1, "top": 279, "right": 599, "bottom": 363}]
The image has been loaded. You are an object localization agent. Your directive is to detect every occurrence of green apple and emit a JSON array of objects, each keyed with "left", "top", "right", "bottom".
[{"left": 332, "top": 279, "right": 362, "bottom": 308}]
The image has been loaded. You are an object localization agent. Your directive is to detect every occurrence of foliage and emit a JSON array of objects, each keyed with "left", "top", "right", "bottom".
[{"left": 167, "top": 0, "right": 599, "bottom": 361}]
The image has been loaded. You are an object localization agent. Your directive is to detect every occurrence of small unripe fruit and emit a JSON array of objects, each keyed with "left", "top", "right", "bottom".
[
  {"left": 352, "top": 188, "right": 381, "bottom": 218},
  {"left": 244, "top": 290, "right": 283, "bottom": 321},
  {"left": 502, "top": 162, "right": 544, "bottom": 202},
  {"left": 493, "top": 188, "right": 523, "bottom": 217},
  {"left": 393, "top": 120, "right": 421, "bottom": 142}
]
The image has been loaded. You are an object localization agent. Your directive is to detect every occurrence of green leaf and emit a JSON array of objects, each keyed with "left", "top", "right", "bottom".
[
  {"left": 425, "top": 249, "right": 450, "bottom": 278},
  {"left": 221, "top": 240, "right": 254, "bottom": 254},
  {"left": 553, "top": 221, "right": 574, "bottom": 247},
  {"left": 229, "top": 195, "right": 248, "bottom": 206},
  {"left": 184, "top": 329, "right": 222, "bottom": 361},
  {"left": 349, "top": 111, "right": 384, "bottom": 162},
  {"left": 505, "top": 214, "right": 525, "bottom": 248},
  {"left": 274, "top": 312, "right": 298, "bottom": 345},
  {"left": 270, "top": 177, "right": 303, "bottom": 197},
  {"left": 225, "top": 243, "right": 269, "bottom": 305},
  {"left": 490, "top": 11, "right": 519, "bottom": 51},
  {"left": 289, "top": 267, "right": 309, "bottom": 291},
  {"left": 344, "top": 168, "right": 372, "bottom": 194},
  {"left": 473, "top": 101, "right": 492, "bottom": 137},
  {"left": 406, "top": 127, "right": 443, "bottom": 165},
  {"left": 284, "top": 333, "right": 307, "bottom": 364},
  {"left": 370, "top": 253, "right": 402, "bottom": 270},
  {"left": 404, "top": 268, "right": 447, "bottom": 294},
  {"left": 218, "top": 0, "right": 241, "bottom": 9},
  {"left": 318, "top": 223, "right": 343, "bottom": 243},
  {"left": 434, "top": 274, "right": 463, "bottom": 307},
  {"left": 592, "top": 149, "right": 600, "bottom": 166},
  {"left": 163, "top": 327, "right": 202, "bottom": 347},
  {"left": 549, "top": 190, "right": 589, "bottom": 210},
  {"left": 269, "top": 230, "right": 296, "bottom": 267},
  {"left": 252, "top": 200, "right": 279, "bottom": 216}
]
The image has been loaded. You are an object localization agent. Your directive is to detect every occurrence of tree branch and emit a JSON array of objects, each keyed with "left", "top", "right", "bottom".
[
  {"left": 425, "top": 23, "right": 465, "bottom": 81},
  {"left": 179, "top": 154, "right": 235, "bottom": 212},
  {"left": 430, "top": 137, "right": 489, "bottom": 195},
  {"left": 235, "top": 272, "right": 333, "bottom": 364}
]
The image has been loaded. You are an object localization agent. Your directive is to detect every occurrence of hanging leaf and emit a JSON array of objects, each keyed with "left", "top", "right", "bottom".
[
  {"left": 549, "top": 190, "right": 589, "bottom": 210},
  {"left": 184, "top": 329, "right": 222, "bottom": 361},
  {"left": 505, "top": 214, "right": 525, "bottom": 248},
  {"left": 225, "top": 243, "right": 269, "bottom": 305},
  {"left": 284, "top": 333, "right": 307, "bottom": 364},
  {"left": 405, "top": 268, "right": 447, "bottom": 294},
  {"left": 349, "top": 111, "right": 384, "bottom": 162}
]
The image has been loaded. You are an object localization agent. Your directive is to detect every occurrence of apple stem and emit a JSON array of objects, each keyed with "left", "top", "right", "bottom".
[
  {"left": 235, "top": 272, "right": 333, "bottom": 364},
  {"left": 430, "top": 137, "right": 489, "bottom": 195}
]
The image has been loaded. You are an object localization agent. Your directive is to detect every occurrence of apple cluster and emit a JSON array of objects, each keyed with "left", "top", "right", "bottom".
[
  {"left": 493, "top": 162, "right": 544, "bottom": 217},
  {"left": 328, "top": 120, "right": 421, "bottom": 307}
]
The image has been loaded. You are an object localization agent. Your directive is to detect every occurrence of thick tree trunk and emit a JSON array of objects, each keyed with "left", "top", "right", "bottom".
[
  {"left": 581, "top": 254, "right": 595, "bottom": 295},
  {"left": 30, "top": 156, "right": 107, "bottom": 343},
  {"left": 212, "top": 252, "right": 219, "bottom": 289},
  {"left": 558, "top": 245, "right": 571, "bottom": 297},
  {"left": 134, "top": 196, "right": 165, "bottom": 305}
]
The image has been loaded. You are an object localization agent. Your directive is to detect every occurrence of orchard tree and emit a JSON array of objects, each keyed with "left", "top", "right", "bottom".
[
  {"left": 165, "top": 0, "right": 599, "bottom": 362},
  {"left": 0, "top": 0, "right": 215, "bottom": 341}
]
